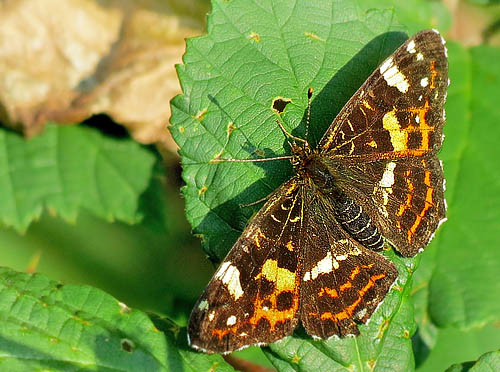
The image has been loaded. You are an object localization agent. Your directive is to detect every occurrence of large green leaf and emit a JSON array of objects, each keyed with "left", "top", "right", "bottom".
[
  {"left": 0, "top": 267, "right": 235, "bottom": 372},
  {"left": 356, "top": 0, "right": 451, "bottom": 34},
  {"left": 417, "top": 324, "right": 500, "bottom": 372},
  {"left": 0, "top": 124, "right": 156, "bottom": 232},
  {"left": 411, "top": 42, "right": 500, "bottom": 341}
]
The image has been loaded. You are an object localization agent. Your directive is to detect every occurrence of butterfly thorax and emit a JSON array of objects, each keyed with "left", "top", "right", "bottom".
[{"left": 290, "top": 142, "right": 339, "bottom": 194}]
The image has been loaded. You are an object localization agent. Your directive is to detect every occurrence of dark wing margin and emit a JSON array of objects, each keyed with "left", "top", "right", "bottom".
[
  {"left": 188, "top": 178, "right": 304, "bottom": 354},
  {"left": 318, "top": 29, "right": 448, "bottom": 161},
  {"left": 299, "top": 192, "right": 398, "bottom": 338}
]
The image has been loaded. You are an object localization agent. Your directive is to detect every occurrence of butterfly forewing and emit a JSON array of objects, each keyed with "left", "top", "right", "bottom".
[
  {"left": 319, "top": 29, "right": 448, "bottom": 161},
  {"left": 188, "top": 178, "right": 304, "bottom": 353},
  {"left": 318, "top": 29, "right": 448, "bottom": 256}
]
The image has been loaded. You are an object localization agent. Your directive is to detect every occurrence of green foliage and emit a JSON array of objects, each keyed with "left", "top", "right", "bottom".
[
  {"left": 446, "top": 350, "right": 500, "bottom": 372},
  {"left": 427, "top": 43, "right": 500, "bottom": 328},
  {"left": 411, "top": 41, "right": 500, "bottom": 370},
  {"left": 0, "top": 124, "right": 155, "bottom": 232},
  {"left": 0, "top": 267, "right": 235, "bottom": 372},
  {"left": 171, "top": 0, "right": 409, "bottom": 261}
]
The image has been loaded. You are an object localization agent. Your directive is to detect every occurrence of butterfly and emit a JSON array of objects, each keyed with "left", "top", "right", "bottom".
[{"left": 188, "top": 29, "right": 448, "bottom": 354}]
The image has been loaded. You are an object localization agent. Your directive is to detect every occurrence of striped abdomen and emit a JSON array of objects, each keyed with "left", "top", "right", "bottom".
[{"left": 333, "top": 196, "right": 384, "bottom": 251}]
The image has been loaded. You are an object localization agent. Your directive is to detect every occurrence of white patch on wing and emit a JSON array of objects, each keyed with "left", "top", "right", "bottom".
[
  {"left": 379, "top": 162, "right": 397, "bottom": 188},
  {"left": 417, "top": 52, "right": 424, "bottom": 61},
  {"left": 303, "top": 251, "right": 337, "bottom": 281},
  {"left": 376, "top": 162, "right": 397, "bottom": 217},
  {"left": 379, "top": 57, "right": 393, "bottom": 75},
  {"left": 208, "top": 311, "right": 215, "bottom": 321},
  {"left": 198, "top": 299, "right": 209, "bottom": 311},
  {"left": 420, "top": 77, "right": 429, "bottom": 87},
  {"left": 226, "top": 315, "right": 237, "bottom": 326},
  {"left": 383, "top": 64, "right": 410, "bottom": 93},
  {"left": 303, "top": 271, "right": 310, "bottom": 281},
  {"left": 215, "top": 261, "right": 244, "bottom": 300},
  {"left": 406, "top": 40, "right": 416, "bottom": 54}
]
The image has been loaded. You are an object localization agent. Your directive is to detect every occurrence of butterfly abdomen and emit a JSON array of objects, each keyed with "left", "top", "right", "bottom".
[{"left": 334, "top": 196, "right": 384, "bottom": 251}]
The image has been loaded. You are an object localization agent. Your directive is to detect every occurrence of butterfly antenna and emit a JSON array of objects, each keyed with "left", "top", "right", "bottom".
[{"left": 305, "top": 87, "right": 313, "bottom": 142}]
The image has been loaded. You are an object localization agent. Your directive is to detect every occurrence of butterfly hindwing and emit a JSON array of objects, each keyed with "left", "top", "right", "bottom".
[
  {"left": 188, "top": 178, "right": 304, "bottom": 354},
  {"left": 319, "top": 29, "right": 448, "bottom": 161},
  {"left": 360, "top": 156, "right": 446, "bottom": 256},
  {"left": 299, "top": 192, "right": 398, "bottom": 338}
]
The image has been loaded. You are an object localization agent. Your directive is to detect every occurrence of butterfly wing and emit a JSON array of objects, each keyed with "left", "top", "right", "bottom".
[
  {"left": 188, "top": 178, "right": 304, "bottom": 354},
  {"left": 318, "top": 29, "right": 448, "bottom": 161},
  {"left": 300, "top": 190, "right": 398, "bottom": 338},
  {"left": 316, "top": 29, "right": 447, "bottom": 256}
]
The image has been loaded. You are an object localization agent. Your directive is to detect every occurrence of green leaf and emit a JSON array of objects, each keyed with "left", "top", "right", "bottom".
[
  {"left": 416, "top": 322, "right": 500, "bottom": 372},
  {"left": 0, "top": 267, "right": 235, "bottom": 372},
  {"left": 410, "top": 42, "right": 500, "bottom": 368},
  {"left": 0, "top": 124, "right": 156, "bottom": 232},
  {"left": 445, "top": 350, "right": 500, "bottom": 372}
]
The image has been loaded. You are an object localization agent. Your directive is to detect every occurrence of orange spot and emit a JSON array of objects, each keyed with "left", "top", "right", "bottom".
[
  {"left": 349, "top": 266, "right": 361, "bottom": 280},
  {"left": 396, "top": 170, "right": 415, "bottom": 217},
  {"left": 408, "top": 170, "right": 434, "bottom": 243},
  {"left": 367, "top": 140, "right": 378, "bottom": 148},
  {"left": 248, "top": 291, "right": 298, "bottom": 332},
  {"left": 318, "top": 273, "right": 386, "bottom": 323},
  {"left": 212, "top": 328, "right": 232, "bottom": 340},
  {"left": 286, "top": 241, "right": 294, "bottom": 251},
  {"left": 318, "top": 287, "right": 338, "bottom": 298},
  {"left": 339, "top": 282, "right": 353, "bottom": 291},
  {"left": 424, "top": 170, "right": 432, "bottom": 187},
  {"left": 349, "top": 264, "right": 374, "bottom": 280},
  {"left": 429, "top": 61, "right": 438, "bottom": 90}
]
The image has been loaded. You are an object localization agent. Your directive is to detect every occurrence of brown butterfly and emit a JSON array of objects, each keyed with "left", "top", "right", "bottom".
[{"left": 188, "top": 29, "right": 448, "bottom": 354}]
